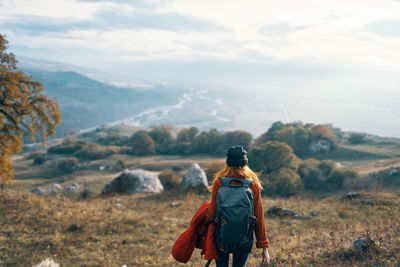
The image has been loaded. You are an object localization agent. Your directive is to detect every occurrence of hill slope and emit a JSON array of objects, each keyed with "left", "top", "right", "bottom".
[{"left": 22, "top": 68, "right": 185, "bottom": 137}]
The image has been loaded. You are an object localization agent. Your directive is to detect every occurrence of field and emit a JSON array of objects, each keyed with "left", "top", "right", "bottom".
[
  {"left": 1, "top": 188, "right": 399, "bottom": 266},
  {"left": 3, "top": 132, "right": 400, "bottom": 266}
]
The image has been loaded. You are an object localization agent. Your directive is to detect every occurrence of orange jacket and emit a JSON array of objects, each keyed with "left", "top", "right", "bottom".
[
  {"left": 172, "top": 202, "right": 219, "bottom": 263},
  {"left": 205, "top": 179, "right": 270, "bottom": 248}
]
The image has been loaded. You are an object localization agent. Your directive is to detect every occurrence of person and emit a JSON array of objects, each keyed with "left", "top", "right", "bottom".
[{"left": 205, "top": 146, "right": 271, "bottom": 267}]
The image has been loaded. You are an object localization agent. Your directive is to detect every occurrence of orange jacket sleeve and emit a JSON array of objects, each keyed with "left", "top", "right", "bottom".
[
  {"left": 205, "top": 179, "right": 270, "bottom": 248},
  {"left": 205, "top": 179, "right": 221, "bottom": 224},
  {"left": 250, "top": 182, "right": 270, "bottom": 248}
]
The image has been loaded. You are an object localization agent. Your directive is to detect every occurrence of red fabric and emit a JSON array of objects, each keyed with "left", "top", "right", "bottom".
[{"left": 172, "top": 202, "right": 218, "bottom": 263}]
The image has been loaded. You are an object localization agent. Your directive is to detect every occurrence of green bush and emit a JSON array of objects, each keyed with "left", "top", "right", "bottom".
[
  {"left": 57, "top": 158, "right": 79, "bottom": 173},
  {"left": 298, "top": 159, "right": 338, "bottom": 190},
  {"left": 29, "top": 152, "right": 47, "bottom": 165},
  {"left": 248, "top": 141, "right": 300, "bottom": 174},
  {"left": 221, "top": 130, "right": 253, "bottom": 151},
  {"left": 47, "top": 139, "right": 87, "bottom": 154},
  {"left": 130, "top": 131, "right": 155, "bottom": 155},
  {"left": 348, "top": 133, "right": 366, "bottom": 144},
  {"left": 254, "top": 121, "right": 338, "bottom": 157},
  {"left": 327, "top": 169, "right": 358, "bottom": 189},
  {"left": 74, "top": 143, "right": 119, "bottom": 160},
  {"left": 96, "top": 134, "right": 129, "bottom": 146},
  {"left": 262, "top": 168, "right": 303, "bottom": 197},
  {"left": 158, "top": 171, "right": 182, "bottom": 190},
  {"left": 115, "top": 158, "right": 127, "bottom": 170},
  {"left": 318, "top": 160, "right": 336, "bottom": 177},
  {"left": 298, "top": 165, "right": 325, "bottom": 190},
  {"left": 149, "top": 126, "right": 175, "bottom": 154}
]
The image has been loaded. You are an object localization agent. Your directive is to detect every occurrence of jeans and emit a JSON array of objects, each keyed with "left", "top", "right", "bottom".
[{"left": 215, "top": 252, "right": 250, "bottom": 267}]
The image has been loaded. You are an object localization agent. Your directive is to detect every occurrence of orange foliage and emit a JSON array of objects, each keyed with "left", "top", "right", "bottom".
[{"left": 0, "top": 34, "right": 60, "bottom": 184}]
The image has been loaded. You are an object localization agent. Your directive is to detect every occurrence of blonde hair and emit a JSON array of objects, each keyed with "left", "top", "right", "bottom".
[{"left": 208, "top": 165, "right": 263, "bottom": 191}]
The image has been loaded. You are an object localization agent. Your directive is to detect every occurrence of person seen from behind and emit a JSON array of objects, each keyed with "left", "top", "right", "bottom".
[{"left": 206, "top": 146, "right": 271, "bottom": 267}]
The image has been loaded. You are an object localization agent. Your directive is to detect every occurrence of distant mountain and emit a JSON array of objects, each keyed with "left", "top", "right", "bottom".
[
  {"left": 17, "top": 57, "right": 283, "bottom": 140},
  {"left": 22, "top": 68, "right": 186, "bottom": 138}
]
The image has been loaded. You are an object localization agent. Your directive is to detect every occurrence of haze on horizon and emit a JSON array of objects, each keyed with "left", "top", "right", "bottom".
[{"left": 1, "top": 0, "right": 400, "bottom": 137}]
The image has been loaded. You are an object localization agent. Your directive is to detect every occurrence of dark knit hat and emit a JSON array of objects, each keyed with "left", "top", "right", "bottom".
[{"left": 226, "top": 146, "right": 248, "bottom": 167}]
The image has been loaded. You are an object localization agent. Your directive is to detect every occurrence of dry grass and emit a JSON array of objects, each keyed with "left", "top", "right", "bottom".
[
  {"left": 1, "top": 189, "right": 399, "bottom": 266},
  {"left": 10, "top": 154, "right": 221, "bottom": 193}
]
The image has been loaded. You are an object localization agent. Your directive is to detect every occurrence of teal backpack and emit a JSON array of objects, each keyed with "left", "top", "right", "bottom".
[{"left": 214, "top": 177, "right": 257, "bottom": 254}]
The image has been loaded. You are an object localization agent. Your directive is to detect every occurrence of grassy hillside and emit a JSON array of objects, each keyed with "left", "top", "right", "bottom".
[
  {"left": 1, "top": 189, "right": 399, "bottom": 266},
  {"left": 22, "top": 69, "right": 184, "bottom": 138}
]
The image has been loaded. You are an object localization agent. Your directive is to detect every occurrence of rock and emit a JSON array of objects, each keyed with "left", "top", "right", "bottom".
[
  {"left": 33, "top": 258, "right": 60, "bottom": 267},
  {"left": 31, "top": 187, "right": 45, "bottom": 195},
  {"left": 266, "top": 206, "right": 295, "bottom": 217},
  {"left": 79, "top": 189, "right": 94, "bottom": 200},
  {"left": 64, "top": 183, "right": 80, "bottom": 192},
  {"left": 101, "top": 169, "right": 164, "bottom": 195},
  {"left": 293, "top": 214, "right": 312, "bottom": 219},
  {"left": 353, "top": 237, "right": 375, "bottom": 250},
  {"left": 387, "top": 168, "right": 398, "bottom": 176},
  {"left": 309, "top": 139, "right": 332, "bottom": 153},
  {"left": 99, "top": 166, "right": 105, "bottom": 171},
  {"left": 341, "top": 191, "right": 360, "bottom": 201},
  {"left": 310, "top": 211, "right": 318, "bottom": 217},
  {"left": 169, "top": 202, "right": 182, "bottom": 207},
  {"left": 51, "top": 184, "right": 63, "bottom": 192},
  {"left": 67, "top": 224, "right": 83, "bottom": 232},
  {"left": 361, "top": 199, "right": 375, "bottom": 205},
  {"left": 114, "top": 203, "right": 123, "bottom": 208},
  {"left": 181, "top": 163, "right": 208, "bottom": 189}
]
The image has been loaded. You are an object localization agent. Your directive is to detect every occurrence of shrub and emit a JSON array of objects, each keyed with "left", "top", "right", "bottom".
[
  {"left": 130, "top": 131, "right": 155, "bottom": 155},
  {"left": 205, "top": 160, "right": 226, "bottom": 183},
  {"left": 172, "top": 165, "right": 184, "bottom": 172},
  {"left": 57, "top": 158, "right": 78, "bottom": 173},
  {"left": 47, "top": 139, "right": 87, "bottom": 154},
  {"left": 158, "top": 171, "right": 182, "bottom": 190},
  {"left": 248, "top": 141, "right": 300, "bottom": 174},
  {"left": 348, "top": 133, "right": 366, "bottom": 144},
  {"left": 221, "top": 130, "right": 253, "bottom": 151},
  {"left": 298, "top": 159, "right": 338, "bottom": 190},
  {"left": 149, "top": 126, "right": 175, "bottom": 154},
  {"left": 30, "top": 152, "right": 47, "bottom": 165},
  {"left": 327, "top": 169, "right": 358, "bottom": 189},
  {"left": 96, "top": 133, "right": 129, "bottom": 146},
  {"left": 254, "top": 121, "right": 338, "bottom": 157},
  {"left": 318, "top": 160, "right": 336, "bottom": 177},
  {"left": 74, "top": 143, "right": 119, "bottom": 160},
  {"left": 115, "top": 158, "right": 127, "bottom": 170},
  {"left": 78, "top": 189, "right": 95, "bottom": 200},
  {"left": 262, "top": 168, "right": 302, "bottom": 197},
  {"left": 299, "top": 166, "right": 325, "bottom": 190}
]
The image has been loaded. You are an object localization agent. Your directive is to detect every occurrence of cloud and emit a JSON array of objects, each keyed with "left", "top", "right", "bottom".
[
  {"left": 75, "top": 0, "right": 157, "bottom": 9},
  {"left": 95, "top": 9, "right": 224, "bottom": 32},
  {"left": 363, "top": 19, "right": 400, "bottom": 37},
  {"left": 259, "top": 23, "right": 313, "bottom": 37},
  {"left": 0, "top": 6, "right": 223, "bottom": 37}
]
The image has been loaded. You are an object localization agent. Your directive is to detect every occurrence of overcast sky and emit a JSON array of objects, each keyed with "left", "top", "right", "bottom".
[{"left": 1, "top": 0, "right": 400, "bottom": 136}]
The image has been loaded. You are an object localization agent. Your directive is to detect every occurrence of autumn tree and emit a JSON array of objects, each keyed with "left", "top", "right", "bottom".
[
  {"left": 0, "top": 34, "right": 60, "bottom": 185},
  {"left": 130, "top": 130, "right": 155, "bottom": 155},
  {"left": 248, "top": 141, "right": 300, "bottom": 174},
  {"left": 149, "top": 125, "right": 174, "bottom": 154}
]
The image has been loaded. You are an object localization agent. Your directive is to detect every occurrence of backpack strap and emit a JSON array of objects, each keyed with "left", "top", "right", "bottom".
[{"left": 219, "top": 177, "right": 254, "bottom": 188}]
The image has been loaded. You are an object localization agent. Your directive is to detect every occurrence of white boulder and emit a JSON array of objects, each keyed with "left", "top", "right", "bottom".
[
  {"left": 102, "top": 169, "right": 164, "bottom": 195},
  {"left": 181, "top": 163, "right": 208, "bottom": 189}
]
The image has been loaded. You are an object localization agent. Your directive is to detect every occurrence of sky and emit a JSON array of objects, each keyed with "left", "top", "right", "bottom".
[{"left": 1, "top": 0, "right": 400, "bottom": 137}]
